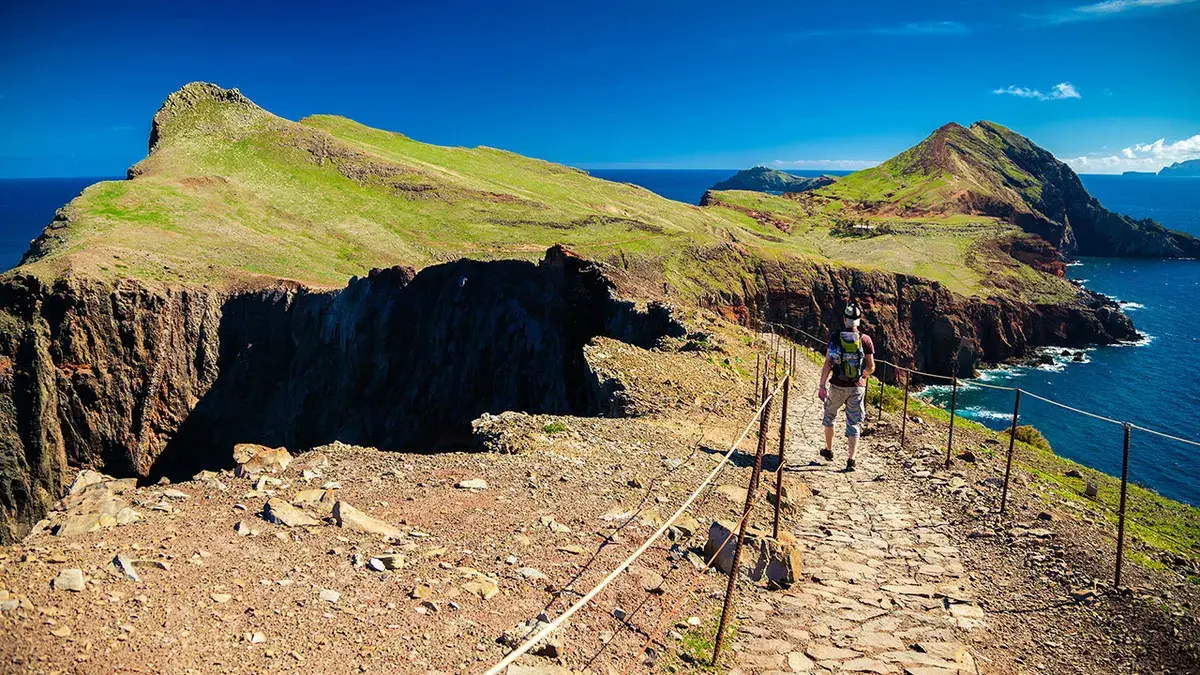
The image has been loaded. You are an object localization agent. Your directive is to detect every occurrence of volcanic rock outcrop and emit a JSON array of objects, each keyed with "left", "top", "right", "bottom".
[{"left": 0, "top": 247, "right": 683, "bottom": 542}]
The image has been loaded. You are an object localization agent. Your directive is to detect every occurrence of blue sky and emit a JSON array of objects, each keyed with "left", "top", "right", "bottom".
[{"left": 1, "top": 0, "right": 1197, "bottom": 177}]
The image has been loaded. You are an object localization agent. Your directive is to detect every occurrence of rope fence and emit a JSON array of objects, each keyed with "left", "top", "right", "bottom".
[
  {"left": 486, "top": 318, "right": 1198, "bottom": 674},
  {"left": 764, "top": 318, "right": 1200, "bottom": 589},
  {"left": 485, "top": 348, "right": 797, "bottom": 675}
]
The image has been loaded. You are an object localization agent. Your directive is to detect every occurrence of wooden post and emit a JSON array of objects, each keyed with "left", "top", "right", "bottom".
[
  {"left": 1115, "top": 423, "right": 1131, "bottom": 588},
  {"left": 946, "top": 377, "right": 958, "bottom": 468},
  {"left": 712, "top": 378, "right": 773, "bottom": 666},
  {"left": 1000, "top": 389, "right": 1022, "bottom": 515},
  {"left": 899, "top": 369, "right": 911, "bottom": 447}
]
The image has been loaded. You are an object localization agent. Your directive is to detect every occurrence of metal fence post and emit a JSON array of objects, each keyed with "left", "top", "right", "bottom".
[
  {"left": 754, "top": 353, "right": 760, "bottom": 406},
  {"left": 772, "top": 374, "right": 791, "bottom": 539},
  {"left": 1000, "top": 389, "right": 1022, "bottom": 515},
  {"left": 1115, "top": 423, "right": 1131, "bottom": 588},
  {"left": 876, "top": 363, "right": 885, "bottom": 423},
  {"left": 946, "top": 376, "right": 958, "bottom": 468},
  {"left": 712, "top": 380, "right": 774, "bottom": 666},
  {"left": 899, "top": 369, "right": 911, "bottom": 447},
  {"left": 867, "top": 375, "right": 875, "bottom": 428}
]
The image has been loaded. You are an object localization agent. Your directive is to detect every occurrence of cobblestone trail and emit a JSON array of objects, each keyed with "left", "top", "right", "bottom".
[{"left": 729, "top": 364, "right": 983, "bottom": 675}]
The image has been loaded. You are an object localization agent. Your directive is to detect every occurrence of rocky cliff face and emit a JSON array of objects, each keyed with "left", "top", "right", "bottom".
[
  {"left": 0, "top": 247, "right": 683, "bottom": 542},
  {"left": 817, "top": 121, "right": 1200, "bottom": 259},
  {"left": 960, "top": 122, "right": 1200, "bottom": 258},
  {"left": 689, "top": 244, "right": 1135, "bottom": 381}
]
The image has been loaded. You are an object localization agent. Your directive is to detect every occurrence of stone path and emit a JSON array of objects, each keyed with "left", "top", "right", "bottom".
[{"left": 729, "top": 372, "right": 986, "bottom": 674}]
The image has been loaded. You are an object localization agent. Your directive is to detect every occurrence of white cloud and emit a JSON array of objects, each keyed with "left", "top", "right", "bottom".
[
  {"left": 771, "top": 159, "right": 881, "bottom": 170},
  {"left": 1077, "top": 0, "right": 1195, "bottom": 14},
  {"left": 1031, "top": 0, "right": 1198, "bottom": 23},
  {"left": 1062, "top": 133, "right": 1200, "bottom": 173},
  {"left": 993, "top": 82, "right": 1081, "bottom": 101}
]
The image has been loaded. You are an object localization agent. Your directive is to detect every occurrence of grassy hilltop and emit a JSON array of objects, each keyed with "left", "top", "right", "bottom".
[{"left": 14, "top": 82, "right": 1095, "bottom": 306}]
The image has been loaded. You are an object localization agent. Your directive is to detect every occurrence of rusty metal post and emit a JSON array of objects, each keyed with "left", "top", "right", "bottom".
[
  {"left": 1000, "top": 389, "right": 1022, "bottom": 515},
  {"left": 899, "top": 369, "right": 911, "bottom": 447},
  {"left": 863, "top": 375, "right": 871, "bottom": 429},
  {"left": 946, "top": 377, "right": 958, "bottom": 468},
  {"left": 754, "top": 353, "right": 760, "bottom": 406},
  {"left": 772, "top": 374, "right": 791, "bottom": 539},
  {"left": 712, "top": 379, "right": 774, "bottom": 666},
  {"left": 1115, "top": 423, "right": 1131, "bottom": 588},
  {"left": 772, "top": 331, "right": 779, "bottom": 384},
  {"left": 876, "top": 363, "right": 885, "bottom": 423}
]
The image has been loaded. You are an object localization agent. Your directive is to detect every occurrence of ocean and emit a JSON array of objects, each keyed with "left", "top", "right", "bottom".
[{"left": 2, "top": 172, "right": 1199, "bottom": 505}]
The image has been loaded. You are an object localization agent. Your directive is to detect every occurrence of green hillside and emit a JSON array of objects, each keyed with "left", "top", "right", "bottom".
[
  {"left": 18, "top": 83, "right": 742, "bottom": 288},
  {"left": 13, "top": 83, "right": 1087, "bottom": 304},
  {"left": 812, "top": 121, "right": 1047, "bottom": 215}
]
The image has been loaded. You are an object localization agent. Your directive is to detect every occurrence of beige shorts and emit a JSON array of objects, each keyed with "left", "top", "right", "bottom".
[{"left": 823, "top": 384, "right": 865, "bottom": 438}]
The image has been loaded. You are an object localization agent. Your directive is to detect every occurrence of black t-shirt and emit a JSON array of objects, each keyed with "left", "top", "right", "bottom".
[{"left": 827, "top": 330, "right": 874, "bottom": 387}]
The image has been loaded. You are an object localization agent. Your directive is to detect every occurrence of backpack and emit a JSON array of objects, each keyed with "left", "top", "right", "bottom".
[{"left": 828, "top": 331, "right": 865, "bottom": 382}]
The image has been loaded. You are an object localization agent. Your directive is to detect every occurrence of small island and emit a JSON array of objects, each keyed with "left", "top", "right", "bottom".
[
  {"left": 709, "top": 165, "right": 838, "bottom": 194},
  {"left": 1158, "top": 158, "right": 1200, "bottom": 177}
]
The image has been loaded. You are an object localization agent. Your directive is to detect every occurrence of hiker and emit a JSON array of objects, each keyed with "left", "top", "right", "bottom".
[{"left": 817, "top": 303, "right": 875, "bottom": 471}]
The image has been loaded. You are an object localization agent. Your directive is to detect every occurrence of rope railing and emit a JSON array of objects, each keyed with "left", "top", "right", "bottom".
[
  {"left": 484, "top": 365, "right": 793, "bottom": 675},
  {"left": 765, "top": 320, "right": 1197, "bottom": 447},
  {"left": 487, "top": 319, "right": 1197, "bottom": 674},
  {"left": 763, "top": 317, "right": 1200, "bottom": 589}
]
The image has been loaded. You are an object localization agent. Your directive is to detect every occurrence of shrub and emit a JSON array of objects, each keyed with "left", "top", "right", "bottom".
[
  {"left": 1005, "top": 424, "right": 1053, "bottom": 453},
  {"left": 542, "top": 421, "right": 567, "bottom": 435}
]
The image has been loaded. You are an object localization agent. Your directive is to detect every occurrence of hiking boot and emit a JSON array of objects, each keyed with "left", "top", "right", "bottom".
[
  {"left": 845, "top": 458, "right": 856, "bottom": 472},
  {"left": 820, "top": 448, "right": 834, "bottom": 461}
]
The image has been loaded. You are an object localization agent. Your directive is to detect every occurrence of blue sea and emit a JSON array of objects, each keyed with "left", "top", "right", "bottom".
[{"left": 2, "top": 172, "right": 1199, "bottom": 505}]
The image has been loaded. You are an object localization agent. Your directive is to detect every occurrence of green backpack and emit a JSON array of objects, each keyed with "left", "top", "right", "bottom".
[{"left": 831, "top": 332, "right": 865, "bottom": 381}]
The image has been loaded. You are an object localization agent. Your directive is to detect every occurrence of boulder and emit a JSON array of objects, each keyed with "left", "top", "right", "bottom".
[
  {"left": 370, "top": 554, "right": 405, "bottom": 570},
  {"left": 53, "top": 568, "right": 86, "bottom": 592},
  {"left": 112, "top": 553, "right": 140, "bottom": 581},
  {"left": 233, "top": 443, "right": 292, "bottom": 477},
  {"left": 290, "top": 452, "right": 329, "bottom": 473},
  {"left": 463, "top": 579, "right": 500, "bottom": 600},
  {"left": 498, "top": 619, "right": 563, "bottom": 658},
  {"left": 704, "top": 520, "right": 802, "bottom": 589},
  {"left": 767, "top": 480, "right": 810, "bottom": 513},
  {"left": 670, "top": 514, "right": 701, "bottom": 540},
  {"left": 292, "top": 489, "right": 326, "bottom": 504},
  {"left": 66, "top": 469, "right": 107, "bottom": 495},
  {"left": 626, "top": 564, "right": 664, "bottom": 593},
  {"left": 332, "top": 501, "right": 403, "bottom": 540},
  {"left": 54, "top": 513, "right": 101, "bottom": 537},
  {"left": 262, "top": 499, "right": 319, "bottom": 527}
]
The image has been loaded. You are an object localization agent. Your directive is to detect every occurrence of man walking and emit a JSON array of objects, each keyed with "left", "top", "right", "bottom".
[{"left": 817, "top": 303, "right": 875, "bottom": 471}]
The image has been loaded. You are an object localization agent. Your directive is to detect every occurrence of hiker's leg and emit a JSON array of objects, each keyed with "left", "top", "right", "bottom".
[
  {"left": 821, "top": 389, "right": 839, "bottom": 451},
  {"left": 821, "top": 387, "right": 845, "bottom": 459},
  {"left": 845, "top": 385, "right": 866, "bottom": 458}
]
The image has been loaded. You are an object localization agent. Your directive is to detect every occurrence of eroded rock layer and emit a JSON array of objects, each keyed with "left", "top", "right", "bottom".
[{"left": 0, "top": 247, "right": 682, "bottom": 542}]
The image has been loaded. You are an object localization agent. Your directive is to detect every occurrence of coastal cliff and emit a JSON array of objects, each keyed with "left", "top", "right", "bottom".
[
  {"left": 687, "top": 244, "right": 1135, "bottom": 380},
  {"left": 0, "top": 247, "right": 683, "bottom": 542},
  {"left": 811, "top": 121, "right": 1200, "bottom": 259}
]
